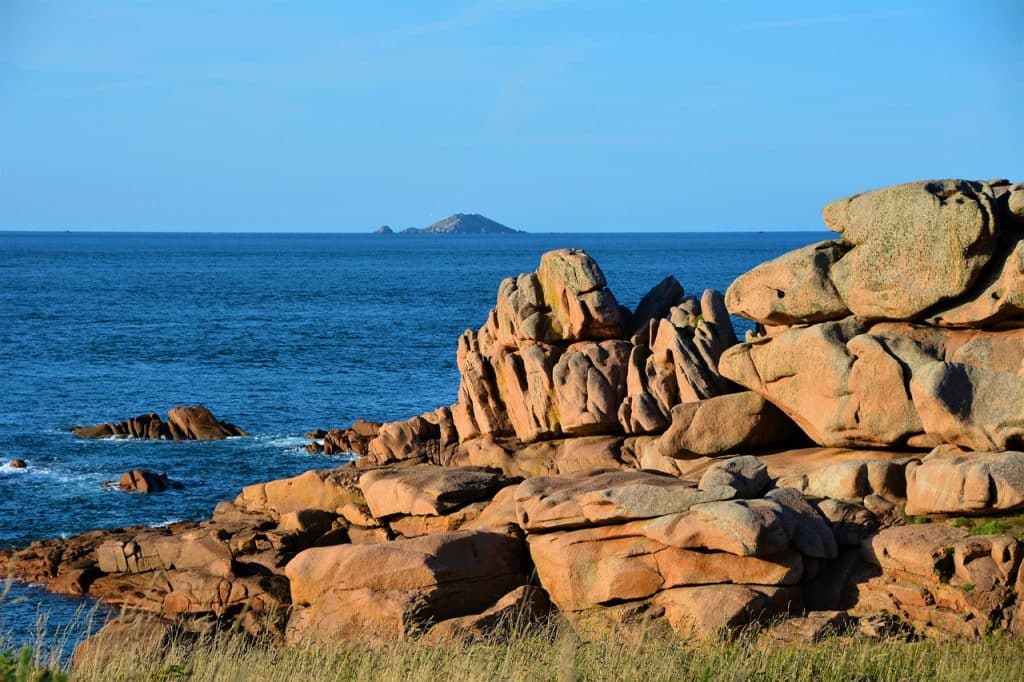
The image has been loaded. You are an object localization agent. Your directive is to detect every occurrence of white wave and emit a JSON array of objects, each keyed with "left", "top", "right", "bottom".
[
  {"left": 263, "top": 435, "right": 313, "bottom": 448},
  {"left": 151, "top": 518, "right": 183, "bottom": 528},
  {"left": 0, "top": 464, "right": 106, "bottom": 488}
]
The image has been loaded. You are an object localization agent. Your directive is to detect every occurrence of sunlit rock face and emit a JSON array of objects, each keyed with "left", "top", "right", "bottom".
[{"left": 722, "top": 178, "right": 1024, "bottom": 451}]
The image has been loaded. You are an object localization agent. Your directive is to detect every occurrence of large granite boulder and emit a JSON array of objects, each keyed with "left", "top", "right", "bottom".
[
  {"left": 235, "top": 467, "right": 363, "bottom": 517},
  {"left": 487, "top": 248, "right": 624, "bottom": 347},
  {"left": 284, "top": 530, "right": 526, "bottom": 642},
  {"left": 825, "top": 179, "right": 999, "bottom": 321},
  {"left": 720, "top": 320, "right": 1024, "bottom": 449},
  {"left": 365, "top": 407, "right": 458, "bottom": 464},
  {"left": 114, "top": 469, "right": 182, "bottom": 493},
  {"left": 358, "top": 464, "right": 505, "bottom": 518},
  {"left": 725, "top": 178, "right": 1024, "bottom": 327},
  {"left": 528, "top": 524, "right": 804, "bottom": 612},
  {"left": 725, "top": 240, "right": 850, "bottom": 325},
  {"left": 910, "top": 362, "right": 1024, "bottom": 452},
  {"left": 513, "top": 470, "right": 737, "bottom": 532},
  {"left": 904, "top": 447, "right": 1024, "bottom": 516},
  {"left": 641, "top": 391, "right": 801, "bottom": 458}
]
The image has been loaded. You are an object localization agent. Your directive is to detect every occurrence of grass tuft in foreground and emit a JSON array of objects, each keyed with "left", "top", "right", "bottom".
[{"left": 41, "top": 616, "right": 1024, "bottom": 682}]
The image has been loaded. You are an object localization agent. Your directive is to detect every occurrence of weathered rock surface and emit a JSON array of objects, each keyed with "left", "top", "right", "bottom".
[
  {"left": 619, "top": 290, "right": 739, "bottom": 435},
  {"left": 630, "top": 275, "right": 685, "bottom": 334},
  {"left": 235, "top": 467, "right": 363, "bottom": 517},
  {"left": 910, "top": 362, "right": 1024, "bottom": 452},
  {"left": 698, "top": 455, "right": 770, "bottom": 499},
  {"left": 725, "top": 240, "right": 850, "bottom": 325},
  {"left": 452, "top": 434, "right": 628, "bottom": 479},
  {"left": 905, "top": 447, "right": 1024, "bottom": 516},
  {"left": 366, "top": 408, "right": 458, "bottom": 464},
  {"left": 422, "top": 585, "right": 551, "bottom": 643},
  {"left": 284, "top": 530, "right": 526, "bottom": 641},
  {"left": 71, "top": 405, "right": 246, "bottom": 441},
  {"left": 856, "top": 523, "right": 1023, "bottom": 638},
  {"left": 721, "top": 178, "right": 1024, "bottom": 453},
  {"left": 642, "top": 391, "right": 801, "bottom": 458},
  {"left": 721, "top": 322, "right": 1024, "bottom": 449},
  {"left": 825, "top": 179, "right": 1000, "bottom": 321},
  {"left": 776, "top": 456, "right": 912, "bottom": 504},
  {"left": 514, "top": 470, "right": 735, "bottom": 532},
  {"left": 505, "top": 463, "right": 836, "bottom": 639},
  {"left": 926, "top": 237, "right": 1024, "bottom": 328},
  {"left": 727, "top": 180, "right": 1024, "bottom": 327},
  {"left": 529, "top": 523, "right": 803, "bottom": 612},
  {"left": 358, "top": 464, "right": 505, "bottom": 518}
]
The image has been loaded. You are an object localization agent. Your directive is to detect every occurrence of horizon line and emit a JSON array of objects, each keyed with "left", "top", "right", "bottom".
[{"left": 0, "top": 227, "right": 830, "bottom": 234}]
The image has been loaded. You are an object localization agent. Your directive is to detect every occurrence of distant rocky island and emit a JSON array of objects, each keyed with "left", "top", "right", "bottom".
[{"left": 374, "top": 213, "right": 524, "bottom": 235}]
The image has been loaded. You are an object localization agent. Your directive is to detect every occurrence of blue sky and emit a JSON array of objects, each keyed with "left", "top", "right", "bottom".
[{"left": 1, "top": 1, "right": 1021, "bottom": 232}]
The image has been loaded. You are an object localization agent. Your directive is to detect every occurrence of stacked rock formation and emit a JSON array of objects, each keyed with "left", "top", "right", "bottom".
[
  {"left": 72, "top": 405, "right": 247, "bottom": 440},
  {"left": 718, "top": 178, "right": 1024, "bottom": 635},
  {"left": 309, "top": 248, "right": 798, "bottom": 471},
  {"left": 451, "top": 249, "right": 738, "bottom": 443},
  {"left": 721, "top": 179, "right": 1024, "bottom": 450},
  {"left": 515, "top": 462, "right": 837, "bottom": 638}
]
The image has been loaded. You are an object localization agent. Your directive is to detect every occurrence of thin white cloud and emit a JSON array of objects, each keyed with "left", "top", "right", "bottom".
[{"left": 729, "top": 9, "right": 926, "bottom": 33}]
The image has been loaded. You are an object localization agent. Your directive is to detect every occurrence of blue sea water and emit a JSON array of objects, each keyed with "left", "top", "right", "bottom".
[{"left": 0, "top": 230, "right": 826, "bottom": 650}]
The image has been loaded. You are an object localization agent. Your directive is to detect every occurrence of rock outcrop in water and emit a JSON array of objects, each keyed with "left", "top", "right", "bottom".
[
  {"left": 11, "top": 178, "right": 1024, "bottom": 663},
  {"left": 71, "top": 405, "right": 247, "bottom": 441},
  {"left": 110, "top": 469, "right": 184, "bottom": 493}
]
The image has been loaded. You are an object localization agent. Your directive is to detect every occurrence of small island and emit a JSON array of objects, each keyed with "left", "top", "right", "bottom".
[{"left": 373, "top": 213, "right": 525, "bottom": 235}]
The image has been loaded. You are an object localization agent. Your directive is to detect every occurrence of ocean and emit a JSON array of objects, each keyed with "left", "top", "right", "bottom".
[{"left": 0, "top": 230, "right": 826, "bottom": 650}]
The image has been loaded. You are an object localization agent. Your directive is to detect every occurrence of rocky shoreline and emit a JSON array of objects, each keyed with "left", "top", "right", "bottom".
[{"left": 5, "top": 177, "right": 1024, "bottom": 663}]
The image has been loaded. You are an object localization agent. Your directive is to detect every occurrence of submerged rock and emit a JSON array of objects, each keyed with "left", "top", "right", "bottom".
[{"left": 112, "top": 469, "right": 183, "bottom": 493}]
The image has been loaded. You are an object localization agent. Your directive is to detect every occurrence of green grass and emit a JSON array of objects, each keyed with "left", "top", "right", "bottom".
[
  {"left": 1, "top": 615, "right": 1021, "bottom": 682},
  {"left": 943, "top": 512, "right": 1024, "bottom": 538},
  {"left": 7, "top": 575, "right": 1024, "bottom": 681},
  {"left": 0, "top": 646, "right": 67, "bottom": 682}
]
